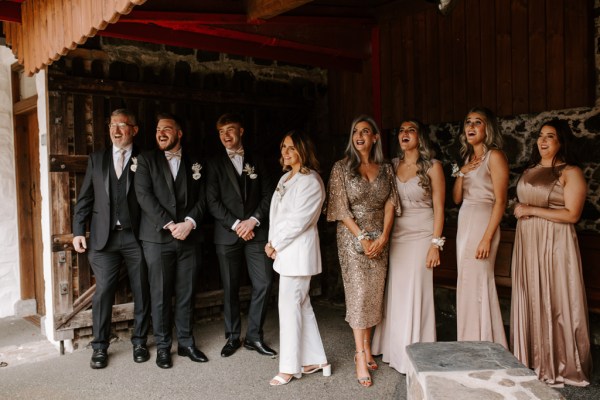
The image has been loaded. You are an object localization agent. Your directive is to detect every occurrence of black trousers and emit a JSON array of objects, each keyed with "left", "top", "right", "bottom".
[
  {"left": 87, "top": 228, "right": 150, "bottom": 350},
  {"left": 215, "top": 239, "right": 273, "bottom": 342},
  {"left": 142, "top": 239, "right": 200, "bottom": 349}
]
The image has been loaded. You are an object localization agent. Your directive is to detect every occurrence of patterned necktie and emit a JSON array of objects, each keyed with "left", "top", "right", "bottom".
[
  {"left": 227, "top": 148, "right": 244, "bottom": 159},
  {"left": 116, "top": 148, "right": 126, "bottom": 178},
  {"left": 165, "top": 150, "right": 182, "bottom": 161}
]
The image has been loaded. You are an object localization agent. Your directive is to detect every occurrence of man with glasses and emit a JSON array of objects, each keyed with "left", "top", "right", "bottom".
[{"left": 72, "top": 109, "right": 150, "bottom": 369}]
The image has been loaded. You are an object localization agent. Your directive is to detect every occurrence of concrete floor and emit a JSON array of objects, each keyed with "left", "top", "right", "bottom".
[{"left": 0, "top": 302, "right": 598, "bottom": 399}]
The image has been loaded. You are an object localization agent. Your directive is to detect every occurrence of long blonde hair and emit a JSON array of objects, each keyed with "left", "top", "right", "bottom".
[
  {"left": 397, "top": 119, "right": 434, "bottom": 194},
  {"left": 459, "top": 106, "right": 503, "bottom": 162}
]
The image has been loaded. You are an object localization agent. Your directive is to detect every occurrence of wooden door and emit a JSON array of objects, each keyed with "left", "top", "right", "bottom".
[{"left": 14, "top": 104, "right": 45, "bottom": 316}]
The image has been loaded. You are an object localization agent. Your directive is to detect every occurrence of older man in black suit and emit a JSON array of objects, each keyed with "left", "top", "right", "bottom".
[
  {"left": 206, "top": 113, "right": 276, "bottom": 358},
  {"left": 72, "top": 108, "right": 150, "bottom": 369},
  {"left": 135, "top": 113, "right": 207, "bottom": 369}
]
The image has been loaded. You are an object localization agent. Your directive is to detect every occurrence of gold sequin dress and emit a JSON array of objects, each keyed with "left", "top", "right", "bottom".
[
  {"left": 326, "top": 160, "right": 400, "bottom": 329},
  {"left": 510, "top": 165, "right": 591, "bottom": 387}
]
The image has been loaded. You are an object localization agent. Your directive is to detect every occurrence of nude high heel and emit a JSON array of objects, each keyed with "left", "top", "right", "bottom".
[
  {"left": 364, "top": 339, "right": 378, "bottom": 371},
  {"left": 354, "top": 351, "right": 372, "bottom": 388},
  {"left": 302, "top": 363, "right": 332, "bottom": 377}
]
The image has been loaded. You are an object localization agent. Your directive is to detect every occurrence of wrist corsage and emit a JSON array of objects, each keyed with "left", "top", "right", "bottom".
[
  {"left": 451, "top": 163, "right": 464, "bottom": 178},
  {"left": 431, "top": 236, "right": 446, "bottom": 250}
]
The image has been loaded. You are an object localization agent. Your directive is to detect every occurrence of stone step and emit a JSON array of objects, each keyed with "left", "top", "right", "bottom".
[{"left": 406, "top": 341, "right": 564, "bottom": 400}]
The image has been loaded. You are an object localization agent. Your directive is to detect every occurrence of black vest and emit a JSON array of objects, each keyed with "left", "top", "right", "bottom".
[{"left": 109, "top": 162, "right": 131, "bottom": 229}]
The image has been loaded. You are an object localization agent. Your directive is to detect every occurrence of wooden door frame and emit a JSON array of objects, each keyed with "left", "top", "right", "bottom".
[{"left": 12, "top": 65, "right": 45, "bottom": 316}]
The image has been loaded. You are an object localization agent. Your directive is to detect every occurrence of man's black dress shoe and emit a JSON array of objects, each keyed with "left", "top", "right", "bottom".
[
  {"left": 244, "top": 339, "right": 277, "bottom": 357},
  {"left": 156, "top": 348, "right": 172, "bottom": 369},
  {"left": 133, "top": 344, "right": 150, "bottom": 363},
  {"left": 90, "top": 349, "right": 108, "bottom": 369},
  {"left": 177, "top": 346, "right": 209, "bottom": 362},
  {"left": 221, "top": 338, "right": 241, "bottom": 357}
]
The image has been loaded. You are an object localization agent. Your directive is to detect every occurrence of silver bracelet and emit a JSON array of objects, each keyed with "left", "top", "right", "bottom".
[{"left": 431, "top": 236, "right": 446, "bottom": 251}]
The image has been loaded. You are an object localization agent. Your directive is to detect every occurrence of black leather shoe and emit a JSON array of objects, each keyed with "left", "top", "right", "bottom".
[
  {"left": 221, "top": 338, "right": 241, "bottom": 357},
  {"left": 90, "top": 349, "right": 108, "bottom": 369},
  {"left": 156, "top": 348, "right": 172, "bottom": 369},
  {"left": 177, "top": 346, "right": 209, "bottom": 363},
  {"left": 244, "top": 339, "right": 277, "bottom": 357},
  {"left": 133, "top": 344, "right": 150, "bottom": 363}
]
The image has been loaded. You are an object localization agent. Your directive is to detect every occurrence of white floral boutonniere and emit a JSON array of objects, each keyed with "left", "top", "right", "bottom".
[
  {"left": 275, "top": 182, "right": 286, "bottom": 199},
  {"left": 130, "top": 157, "right": 138, "bottom": 172},
  {"left": 192, "top": 163, "right": 202, "bottom": 180},
  {"left": 243, "top": 163, "right": 258, "bottom": 179}
]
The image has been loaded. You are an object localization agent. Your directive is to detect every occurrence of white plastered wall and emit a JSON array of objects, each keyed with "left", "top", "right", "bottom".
[
  {"left": 0, "top": 46, "right": 72, "bottom": 350},
  {"left": 0, "top": 47, "right": 20, "bottom": 318}
]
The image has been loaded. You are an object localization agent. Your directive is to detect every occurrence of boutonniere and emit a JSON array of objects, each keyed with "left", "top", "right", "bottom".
[
  {"left": 243, "top": 163, "right": 258, "bottom": 179},
  {"left": 192, "top": 163, "right": 202, "bottom": 180},
  {"left": 130, "top": 157, "right": 137, "bottom": 172},
  {"left": 275, "top": 182, "right": 286, "bottom": 199}
]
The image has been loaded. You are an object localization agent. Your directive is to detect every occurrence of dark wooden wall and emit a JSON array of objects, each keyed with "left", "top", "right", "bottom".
[
  {"left": 328, "top": 0, "right": 594, "bottom": 130},
  {"left": 47, "top": 52, "right": 324, "bottom": 344}
]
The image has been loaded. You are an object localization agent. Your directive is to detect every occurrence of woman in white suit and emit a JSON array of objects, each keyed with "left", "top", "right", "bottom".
[{"left": 265, "top": 130, "right": 330, "bottom": 386}]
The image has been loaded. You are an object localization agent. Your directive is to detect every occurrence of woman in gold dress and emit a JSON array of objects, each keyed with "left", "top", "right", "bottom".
[{"left": 326, "top": 115, "right": 400, "bottom": 388}]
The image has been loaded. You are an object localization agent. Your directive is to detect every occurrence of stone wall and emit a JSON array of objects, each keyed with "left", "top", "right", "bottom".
[
  {"left": 0, "top": 47, "right": 20, "bottom": 318},
  {"left": 414, "top": 2, "right": 600, "bottom": 233}
]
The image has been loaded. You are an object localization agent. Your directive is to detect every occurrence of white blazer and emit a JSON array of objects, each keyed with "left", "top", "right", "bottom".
[{"left": 268, "top": 169, "right": 325, "bottom": 277}]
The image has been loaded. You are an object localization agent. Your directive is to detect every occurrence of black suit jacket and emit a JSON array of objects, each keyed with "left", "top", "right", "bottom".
[
  {"left": 206, "top": 150, "right": 274, "bottom": 245},
  {"left": 72, "top": 147, "right": 141, "bottom": 251},
  {"left": 134, "top": 148, "right": 206, "bottom": 244}
]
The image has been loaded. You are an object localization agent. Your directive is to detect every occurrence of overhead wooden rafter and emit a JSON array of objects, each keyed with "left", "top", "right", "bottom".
[
  {"left": 104, "top": 10, "right": 374, "bottom": 71},
  {"left": 1, "top": 0, "right": 374, "bottom": 74},
  {"left": 246, "top": 0, "right": 314, "bottom": 21}
]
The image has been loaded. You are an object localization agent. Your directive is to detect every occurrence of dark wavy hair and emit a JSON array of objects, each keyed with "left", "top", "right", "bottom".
[
  {"left": 527, "top": 118, "right": 579, "bottom": 176},
  {"left": 397, "top": 119, "right": 435, "bottom": 194},
  {"left": 280, "top": 130, "right": 320, "bottom": 174}
]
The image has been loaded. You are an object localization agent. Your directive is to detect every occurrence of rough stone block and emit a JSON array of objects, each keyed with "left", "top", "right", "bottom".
[{"left": 406, "top": 341, "right": 564, "bottom": 400}]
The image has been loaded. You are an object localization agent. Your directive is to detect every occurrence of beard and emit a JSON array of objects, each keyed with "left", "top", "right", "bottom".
[{"left": 157, "top": 135, "right": 179, "bottom": 151}]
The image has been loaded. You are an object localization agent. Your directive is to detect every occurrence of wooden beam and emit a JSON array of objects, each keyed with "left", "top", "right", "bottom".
[
  {"left": 0, "top": 1, "right": 21, "bottom": 23},
  {"left": 100, "top": 22, "right": 363, "bottom": 71},
  {"left": 246, "top": 0, "right": 314, "bottom": 21},
  {"left": 48, "top": 74, "right": 313, "bottom": 107},
  {"left": 123, "top": 10, "right": 373, "bottom": 27}
]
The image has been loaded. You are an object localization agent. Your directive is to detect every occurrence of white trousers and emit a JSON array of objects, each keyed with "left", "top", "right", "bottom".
[{"left": 278, "top": 275, "right": 327, "bottom": 374}]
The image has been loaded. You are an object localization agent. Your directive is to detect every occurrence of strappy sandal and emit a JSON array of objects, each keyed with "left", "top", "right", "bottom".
[
  {"left": 302, "top": 363, "right": 332, "bottom": 376},
  {"left": 354, "top": 351, "right": 372, "bottom": 388},
  {"left": 364, "top": 339, "right": 378, "bottom": 371},
  {"left": 269, "top": 372, "right": 302, "bottom": 386}
]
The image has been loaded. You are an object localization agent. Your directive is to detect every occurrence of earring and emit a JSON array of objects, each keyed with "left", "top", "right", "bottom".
[{"left": 374, "top": 140, "right": 377, "bottom": 144}]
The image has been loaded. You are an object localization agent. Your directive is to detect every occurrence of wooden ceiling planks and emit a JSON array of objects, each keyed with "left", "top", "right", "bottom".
[
  {"left": 3, "top": 0, "right": 148, "bottom": 75},
  {"left": 246, "top": 0, "right": 314, "bottom": 21}
]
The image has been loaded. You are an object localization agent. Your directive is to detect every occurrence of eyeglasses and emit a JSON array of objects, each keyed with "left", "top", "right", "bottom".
[{"left": 108, "top": 122, "right": 135, "bottom": 130}]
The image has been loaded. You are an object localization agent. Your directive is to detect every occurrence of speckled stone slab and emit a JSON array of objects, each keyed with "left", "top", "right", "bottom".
[{"left": 406, "top": 341, "right": 565, "bottom": 400}]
